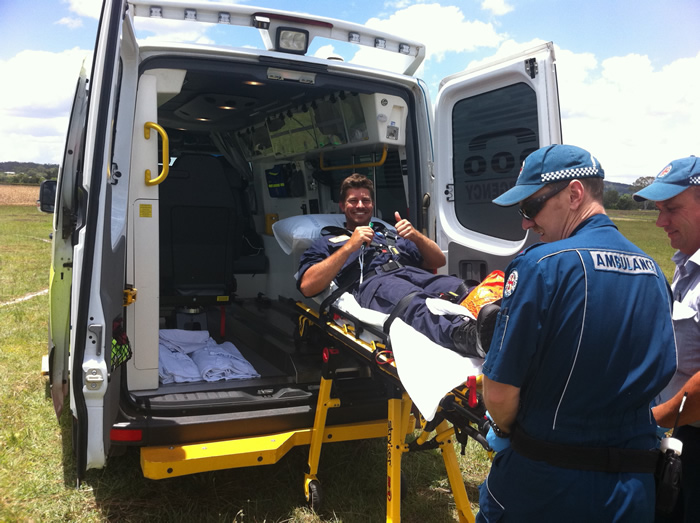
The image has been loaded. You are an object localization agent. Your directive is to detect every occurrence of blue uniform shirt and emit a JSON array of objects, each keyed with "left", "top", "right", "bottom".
[
  {"left": 484, "top": 214, "right": 676, "bottom": 446},
  {"left": 297, "top": 228, "right": 423, "bottom": 296},
  {"left": 477, "top": 214, "right": 677, "bottom": 522}
]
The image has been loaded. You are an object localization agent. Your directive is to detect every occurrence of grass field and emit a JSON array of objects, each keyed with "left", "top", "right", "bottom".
[
  {"left": 607, "top": 209, "right": 676, "bottom": 280},
  {"left": 0, "top": 197, "right": 677, "bottom": 522}
]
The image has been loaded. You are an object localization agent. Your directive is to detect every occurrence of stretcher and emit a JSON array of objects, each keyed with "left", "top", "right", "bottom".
[{"left": 295, "top": 291, "right": 493, "bottom": 523}]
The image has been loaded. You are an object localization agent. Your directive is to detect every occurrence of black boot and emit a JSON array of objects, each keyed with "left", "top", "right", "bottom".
[
  {"left": 476, "top": 301, "right": 501, "bottom": 355},
  {"left": 451, "top": 320, "right": 483, "bottom": 358}
]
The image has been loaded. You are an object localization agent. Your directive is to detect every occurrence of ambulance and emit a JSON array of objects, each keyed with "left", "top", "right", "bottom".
[{"left": 38, "top": 0, "right": 561, "bottom": 494}]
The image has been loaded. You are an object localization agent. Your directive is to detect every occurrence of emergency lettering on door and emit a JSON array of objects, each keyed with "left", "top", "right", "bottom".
[
  {"left": 462, "top": 180, "right": 515, "bottom": 203},
  {"left": 590, "top": 250, "right": 657, "bottom": 276}
]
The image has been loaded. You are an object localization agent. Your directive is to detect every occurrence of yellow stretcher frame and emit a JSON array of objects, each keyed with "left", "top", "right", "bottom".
[
  {"left": 140, "top": 301, "right": 489, "bottom": 522},
  {"left": 296, "top": 301, "right": 487, "bottom": 522}
]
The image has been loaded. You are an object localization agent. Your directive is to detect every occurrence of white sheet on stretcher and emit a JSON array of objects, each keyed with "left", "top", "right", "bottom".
[{"left": 333, "top": 293, "right": 483, "bottom": 422}]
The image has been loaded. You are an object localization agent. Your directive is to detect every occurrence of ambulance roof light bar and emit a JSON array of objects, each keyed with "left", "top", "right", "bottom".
[{"left": 129, "top": 0, "right": 426, "bottom": 75}]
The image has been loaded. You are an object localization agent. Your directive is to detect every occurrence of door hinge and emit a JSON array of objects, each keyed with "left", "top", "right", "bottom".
[
  {"left": 444, "top": 183, "right": 454, "bottom": 202},
  {"left": 123, "top": 287, "right": 138, "bottom": 307},
  {"left": 525, "top": 57, "right": 538, "bottom": 79}
]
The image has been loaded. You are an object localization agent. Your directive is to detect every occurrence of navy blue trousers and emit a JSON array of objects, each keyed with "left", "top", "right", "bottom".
[{"left": 354, "top": 266, "right": 467, "bottom": 349}]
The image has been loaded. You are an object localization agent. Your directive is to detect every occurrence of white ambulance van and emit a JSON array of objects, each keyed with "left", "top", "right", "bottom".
[{"left": 39, "top": 0, "right": 561, "bottom": 486}]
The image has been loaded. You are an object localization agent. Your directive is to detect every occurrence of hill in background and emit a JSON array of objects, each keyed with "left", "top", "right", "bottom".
[
  {"left": 605, "top": 180, "right": 634, "bottom": 194},
  {"left": 1, "top": 162, "right": 58, "bottom": 185}
]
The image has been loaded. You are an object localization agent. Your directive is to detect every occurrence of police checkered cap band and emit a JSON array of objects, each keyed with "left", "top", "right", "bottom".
[
  {"left": 541, "top": 166, "right": 600, "bottom": 183},
  {"left": 492, "top": 145, "right": 604, "bottom": 206},
  {"left": 691, "top": 176, "right": 700, "bottom": 185}
]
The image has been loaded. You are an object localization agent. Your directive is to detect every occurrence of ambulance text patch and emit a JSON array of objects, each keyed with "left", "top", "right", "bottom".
[{"left": 590, "top": 250, "right": 657, "bottom": 276}]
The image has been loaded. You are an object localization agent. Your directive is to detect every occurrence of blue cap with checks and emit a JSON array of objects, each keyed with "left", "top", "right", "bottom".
[
  {"left": 633, "top": 156, "right": 700, "bottom": 202},
  {"left": 493, "top": 144, "right": 605, "bottom": 206}
]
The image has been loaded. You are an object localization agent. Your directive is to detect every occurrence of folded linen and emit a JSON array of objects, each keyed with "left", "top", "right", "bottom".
[
  {"left": 189, "top": 341, "right": 261, "bottom": 382},
  {"left": 158, "top": 345, "right": 202, "bottom": 384},
  {"left": 159, "top": 328, "right": 211, "bottom": 354}
]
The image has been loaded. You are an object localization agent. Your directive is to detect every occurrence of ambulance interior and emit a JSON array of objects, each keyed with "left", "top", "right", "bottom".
[{"left": 122, "top": 58, "right": 416, "bottom": 425}]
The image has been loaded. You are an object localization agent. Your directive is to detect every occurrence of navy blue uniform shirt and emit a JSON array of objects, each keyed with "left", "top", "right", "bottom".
[
  {"left": 477, "top": 214, "right": 677, "bottom": 523},
  {"left": 484, "top": 214, "right": 676, "bottom": 445}
]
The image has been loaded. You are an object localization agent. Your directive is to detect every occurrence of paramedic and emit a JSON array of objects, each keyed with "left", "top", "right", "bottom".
[
  {"left": 297, "top": 173, "right": 488, "bottom": 358},
  {"left": 477, "top": 144, "right": 677, "bottom": 522},
  {"left": 634, "top": 156, "right": 700, "bottom": 523}
]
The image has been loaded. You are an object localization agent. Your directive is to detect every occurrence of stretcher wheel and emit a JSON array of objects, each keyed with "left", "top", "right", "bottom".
[{"left": 307, "top": 479, "right": 322, "bottom": 511}]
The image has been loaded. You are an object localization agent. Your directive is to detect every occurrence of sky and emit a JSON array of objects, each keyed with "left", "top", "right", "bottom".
[{"left": 0, "top": 0, "right": 698, "bottom": 183}]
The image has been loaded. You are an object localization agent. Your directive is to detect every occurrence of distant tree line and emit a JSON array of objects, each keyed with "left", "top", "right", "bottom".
[
  {"left": 604, "top": 176, "right": 655, "bottom": 210},
  {"left": 0, "top": 162, "right": 58, "bottom": 185}
]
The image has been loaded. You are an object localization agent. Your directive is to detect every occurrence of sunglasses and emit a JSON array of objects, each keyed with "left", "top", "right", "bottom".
[{"left": 518, "top": 182, "right": 570, "bottom": 221}]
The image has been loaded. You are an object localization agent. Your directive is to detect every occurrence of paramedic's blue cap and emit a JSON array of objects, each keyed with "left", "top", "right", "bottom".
[
  {"left": 492, "top": 144, "right": 605, "bottom": 206},
  {"left": 633, "top": 156, "right": 700, "bottom": 202}
]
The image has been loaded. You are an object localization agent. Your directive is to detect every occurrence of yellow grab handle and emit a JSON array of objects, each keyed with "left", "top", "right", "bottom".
[
  {"left": 144, "top": 121, "right": 169, "bottom": 186},
  {"left": 319, "top": 144, "right": 387, "bottom": 172}
]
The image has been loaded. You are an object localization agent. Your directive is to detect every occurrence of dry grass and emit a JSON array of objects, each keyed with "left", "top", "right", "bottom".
[{"left": 0, "top": 185, "right": 40, "bottom": 206}]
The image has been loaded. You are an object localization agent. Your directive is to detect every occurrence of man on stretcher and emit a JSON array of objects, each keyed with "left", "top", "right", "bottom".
[{"left": 297, "top": 173, "right": 498, "bottom": 358}]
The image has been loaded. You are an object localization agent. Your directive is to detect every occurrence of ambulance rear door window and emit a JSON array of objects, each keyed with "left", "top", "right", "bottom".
[{"left": 452, "top": 82, "right": 539, "bottom": 241}]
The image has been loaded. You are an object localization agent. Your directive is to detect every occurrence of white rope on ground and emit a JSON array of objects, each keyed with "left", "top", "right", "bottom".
[{"left": 0, "top": 288, "right": 49, "bottom": 307}]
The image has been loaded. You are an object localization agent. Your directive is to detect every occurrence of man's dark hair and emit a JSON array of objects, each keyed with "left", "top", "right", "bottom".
[
  {"left": 340, "top": 173, "right": 374, "bottom": 203},
  {"left": 580, "top": 177, "right": 605, "bottom": 203}
]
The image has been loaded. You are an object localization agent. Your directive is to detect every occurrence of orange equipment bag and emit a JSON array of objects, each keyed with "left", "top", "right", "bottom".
[{"left": 460, "top": 270, "right": 505, "bottom": 318}]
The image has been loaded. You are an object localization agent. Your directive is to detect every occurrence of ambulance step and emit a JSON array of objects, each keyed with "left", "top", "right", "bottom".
[{"left": 140, "top": 419, "right": 387, "bottom": 479}]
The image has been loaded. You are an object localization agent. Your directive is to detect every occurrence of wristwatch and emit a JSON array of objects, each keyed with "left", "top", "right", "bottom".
[{"left": 491, "top": 421, "right": 511, "bottom": 439}]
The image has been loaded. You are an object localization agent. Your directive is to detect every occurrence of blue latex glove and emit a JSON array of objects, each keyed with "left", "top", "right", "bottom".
[{"left": 486, "top": 426, "right": 511, "bottom": 453}]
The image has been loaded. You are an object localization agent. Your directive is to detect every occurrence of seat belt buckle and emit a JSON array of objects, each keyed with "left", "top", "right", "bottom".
[{"left": 439, "top": 291, "right": 460, "bottom": 303}]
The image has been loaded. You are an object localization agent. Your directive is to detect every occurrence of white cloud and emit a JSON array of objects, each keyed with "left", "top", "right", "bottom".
[
  {"left": 56, "top": 17, "right": 83, "bottom": 29},
  {"left": 64, "top": 0, "right": 102, "bottom": 20},
  {"left": 481, "top": 0, "right": 514, "bottom": 16},
  {"left": 346, "top": 3, "right": 506, "bottom": 74},
  {"left": 365, "top": 4, "right": 505, "bottom": 61},
  {"left": 312, "top": 44, "right": 344, "bottom": 61},
  {"left": 555, "top": 49, "right": 700, "bottom": 181},
  {"left": 0, "top": 48, "right": 92, "bottom": 163}
]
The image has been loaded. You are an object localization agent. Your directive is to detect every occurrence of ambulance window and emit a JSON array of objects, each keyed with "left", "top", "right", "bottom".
[{"left": 452, "top": 83, "right": 539, "bottom": 241}]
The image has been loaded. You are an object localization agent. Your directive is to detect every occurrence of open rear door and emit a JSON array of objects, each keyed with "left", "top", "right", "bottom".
[
  {"left": 48, "top": 66, "right": 88, "bottom": 421},
  {"left": 67, "top": 0, "right": 137, "bottom": 480},
  {"left": 434, "top": 42, "right": 562, "bottom": 279}
]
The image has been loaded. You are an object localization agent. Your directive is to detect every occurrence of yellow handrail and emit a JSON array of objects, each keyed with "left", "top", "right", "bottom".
[
  {"left": 144, "top": 121, "right": 170, "bottom": 186},
  {"left": 319, "top": 144, "right": 388, "bottom": 172}
]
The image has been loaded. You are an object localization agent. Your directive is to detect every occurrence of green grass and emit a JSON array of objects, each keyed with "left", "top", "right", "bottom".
[
  {"left": 0, "top": 206, "right": 53, "bottom": 303},
  {"left": 0, "top": 206, "right": 677, "bottom": 521},
  {"left": 607, "top": 209, "right": 676, "bottom": 281}
]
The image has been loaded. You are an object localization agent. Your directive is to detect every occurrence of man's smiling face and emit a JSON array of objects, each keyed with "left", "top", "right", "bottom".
[
  {"left": 655, "top": 187, "right": 700, "bottom": 256},
  {"left": 340, "top": 187, "right": 374, "bottom": 230}
]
